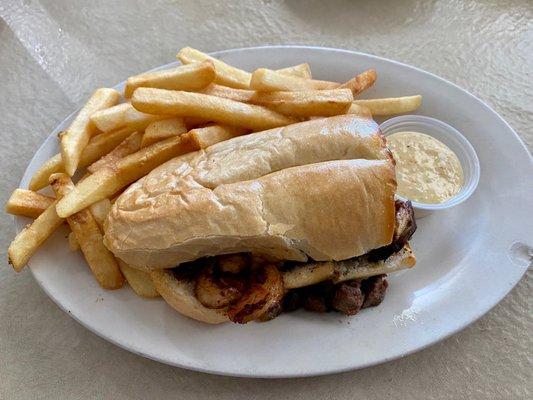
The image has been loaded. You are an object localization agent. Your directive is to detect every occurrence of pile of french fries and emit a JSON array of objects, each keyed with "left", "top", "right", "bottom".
[{"left": 6, "top": 47, "right": 422, "bottom": 298}]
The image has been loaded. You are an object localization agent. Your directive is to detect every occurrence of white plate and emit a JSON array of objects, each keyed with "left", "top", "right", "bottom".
[{"left": 16, "top": 46, "right": 532, "bottom": 378}]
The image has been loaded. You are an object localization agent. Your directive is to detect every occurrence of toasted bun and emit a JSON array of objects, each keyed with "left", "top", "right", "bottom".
[
  {"left": 150, "top": 245, "right": 415, "bottom": 324},
  {"left": 150, "top": 270, "right": 229, "bottom": 324},
  {"left": 104, "top": 115, "right": 395, "bottom": 269}
]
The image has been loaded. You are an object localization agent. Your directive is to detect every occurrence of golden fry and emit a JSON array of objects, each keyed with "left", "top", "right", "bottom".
[
  {"left": 250, "top": 89, "right": 353, "bottom": 117},
  {"left": 124, "top": 61, "right": 215, "bottom": 98},
  {"left": 55, "top": 134, "right": 198, "bottom": 218},
  {"left": 60, "top": 88, "right": 121, "bottom": 176},
  {"left": 345, "top": 103, "right": 372, "bottom": 118},
  {"left": 339, "top": 69, "right": 377, "bottom": 96},
  {"left": 250, "top": 68, "right": 338, "bottom": 91},
  {"left": 177, "top": 47, "right": 251, "bottom": 89},
  {"left": 118, "top": 261, "right": 159, "bottom": 298},
  {"left": 277, "top": 63, "right": 312, "bottom": 79},
  {"left": 8, "top": 200, "right": 63, "bottom": 271},
  {"left": 352, "top": 95, "right": 422, "bottom": 116},
  {"left": 90, "top": 102, "right": 169, "bottom": 134},
  {"left": 177, "top": 47, "right": 312, "bottom": 88},
  {"left": 29, "top": 127, "right": 133, "bottom": 191},
  {"left": 199, "top": 84, "right": 253, "bottom": 102},
  {"left": 89, "top": 199, "right": 112, "bottom": 229},
  {"left": 189, "top": 125, "right": 248, "bottom": 149},
  {"left": 201, "top": 86, "right": 352, "bottom": 116},
  {"left": 28, "top": 154, "right": 64, "bottom": 192},
  {"left": 87, "top": 131, "right": 143, "bottom": 173},
  {"left": 132, "top": 88, "right": 297, "bottom": 131},
  {"left": 68, "top": 231, "right": 80, "bottom": 251},
  {"left": 183, "top": 116, "right": 211, "bottom": 128},
  {"left": 6, "top": 189, "right": 55, "bottom": 218},
  {"left": 49, "top": 173, "right": 123, "bottom": 289},
  {"left": 141, "top": 118, "right": 187, "bottom": 148}
]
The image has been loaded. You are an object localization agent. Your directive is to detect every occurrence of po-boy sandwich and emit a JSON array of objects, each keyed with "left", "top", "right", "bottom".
[{"left": 103, "top": 115, "right": 416, "bottom": 323}]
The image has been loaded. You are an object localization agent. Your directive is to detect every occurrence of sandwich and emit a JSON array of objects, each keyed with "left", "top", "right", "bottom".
[{"left": 103, "top": 115, "right": 417, "bottom": 324}]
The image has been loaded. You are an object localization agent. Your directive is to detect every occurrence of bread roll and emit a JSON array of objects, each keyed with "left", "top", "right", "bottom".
[
  {"left": 104, "top": 115, "right": 395, "bottom": 269},
  {"left": 150, "top": 270, "right": 228, "bottom": 324}
]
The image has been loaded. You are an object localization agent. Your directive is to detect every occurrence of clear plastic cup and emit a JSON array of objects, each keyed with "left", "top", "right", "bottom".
[{"left": 379, "top": 115, "right": 480, "bottom": 218}]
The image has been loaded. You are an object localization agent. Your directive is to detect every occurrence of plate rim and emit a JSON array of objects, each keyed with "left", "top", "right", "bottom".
[{"left": 17, "top": 45, "right": 532, "bottom": 378}]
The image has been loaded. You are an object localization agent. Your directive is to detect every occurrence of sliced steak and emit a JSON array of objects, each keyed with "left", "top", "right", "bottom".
[
  {"left": 283, "top": 290, "right": 305, "bottom": 312},
  {"left": 393, "top": 199, "right": 417, "bottom": 245},
  {"left": 362, "top": 274, "right": 388, "bottom": 308},
  {"left": 304, "top": 294, "right": 329, "bottom": 313},
  {"left": 331, "top": 280, "right": 364, "bottom": 315},
  {"left": 368, "top": 199, "right": 416, "bottom": 262}
]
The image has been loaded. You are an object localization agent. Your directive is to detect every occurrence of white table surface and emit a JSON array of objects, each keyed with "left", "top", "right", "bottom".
[{"left": 1, "top": 1, "right": 531, "bottom": 398}]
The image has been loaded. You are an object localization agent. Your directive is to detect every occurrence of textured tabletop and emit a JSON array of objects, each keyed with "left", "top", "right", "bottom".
[{"left": 0, "top": 1, "right": 531, "bottom": 399}]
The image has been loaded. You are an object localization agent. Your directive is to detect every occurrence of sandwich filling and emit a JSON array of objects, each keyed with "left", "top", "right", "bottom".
[{"left": 168, "top": 199, "right": 416, "bottom": 323}]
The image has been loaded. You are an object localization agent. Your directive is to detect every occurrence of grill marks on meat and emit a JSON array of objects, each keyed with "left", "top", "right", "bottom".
[
  {"left": 394, "top": 200, "right": 417, "bottom": 244},
  {"left": 368, "top": 200, "right": 416, "bottom": 262},
  {"left": 283, "top": 274, "right": 388, "bottom": 316},
  {"left": 194, "top": 266, "right": 245, "bottom": 309},
  {"left": 227, "top": 264, "right": 284, "bottom": 324}
]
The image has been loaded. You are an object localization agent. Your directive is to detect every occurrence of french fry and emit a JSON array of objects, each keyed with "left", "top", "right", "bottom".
[
  {"left": 29, "top": 127, "right": 133, "bottom": 191},
  {"left": 28, "top": 154, "right": 64, "bottom": 192},
  {"left": 189, "top": 125, "right": 248, "bottom": 149},
  {"left": 141, "top": 118, "right": 187, "bottom": 148},
  {"left": 277, "top": 63, "right": 312, "bottom": 79},
  {"left": 339, "top": 69, "right": 377, "bottom": 96},
  {"left": 8, "top": 200, "right": 64, "bottom": 271},
  {"left": 132, "top": 88, "right": 297, "bottom": 131},
  {"left": 85, "top": 197, "right": 159, "bottom": 297},
  {"left": 87, "top": 131, "right": 143, "bottom": 173},
  {"left": 118, "top": 261, "right": 159, "bottom": 298},
  {"left": 90, "top": 102, "right": 170, "bottom": 134},
  {"left": 6, "top": 189, "right": 55, "bottom": 218},
  {"left": 68, "top": 231, "right": 80, "bottom": 251},
  {"left": 85, "top": 197, "right": 158, "bottom": 297},
  {"left": 85, "top": 195, "right": 158, "bottom": 297},
  {"left": 88, "top": 199, "right": 112, "bottom": 229},
  {"left": 60, "top": 88, "right": 121, "bottom": 176},
  {"left": 124, "top": 61, "right": 216, "bottom": 98},
  {"left": 201, "top": 85, "right": 352, "bottom": 117},
  {"left": 183, "top": 116, "right": 211, "bottom": 128},
  {"left": 199, "top": 84, "right": 254, "bottom": 102},
  {"left": 177, "top": 47, "right": 312, "bottom": 88},
  {"left": 49, "top": 173, "right": 123, "bottom": 289},
  {"left": 345, "top": 103, "right": 372, "bottom": 118},
  {"left": 352, "top": 95, "right": 422, "bottom": 116},
  {"left": 251, "top": 89, "right": 353, "bottom": 117},
  {"left": 55, "top": 134, "right": 198, "bottom": 218},
  {"left": 22, "top": 181, "right": 140, "bottom": 297},
  {"left": 67, "top": 198, "right": 110, "bottom": 256},
  {"left": 177, "top": 47, "right": 251, "bottom": 89},
  {"left": 250, "top": 68, "right": 338, "bottom": 91},
  {"left": 5, "top": 189, "right": 80, "bottom": 256}
]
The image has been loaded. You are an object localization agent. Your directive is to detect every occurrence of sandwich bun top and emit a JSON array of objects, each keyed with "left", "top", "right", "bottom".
[{"left": 104, "top": 115, "right": 396, "bottom": 269}]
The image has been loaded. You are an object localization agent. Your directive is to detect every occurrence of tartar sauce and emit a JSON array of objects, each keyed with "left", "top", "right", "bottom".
[{"left": 387, "top": 131, "right": 464, "bottom": 204}]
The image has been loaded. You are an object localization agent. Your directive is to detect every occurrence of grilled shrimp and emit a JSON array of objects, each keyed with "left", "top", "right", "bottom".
[
  {"left": 194, "top": 266, "right": 244, "bottom": 309},
  {"left": 227, "top": 264, "right": 284, "bottom": 324}
]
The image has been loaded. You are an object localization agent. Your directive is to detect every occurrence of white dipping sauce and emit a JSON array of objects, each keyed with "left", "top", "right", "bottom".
[{"left": 387, "top": 131, "right": 464, "bottom": 204}]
